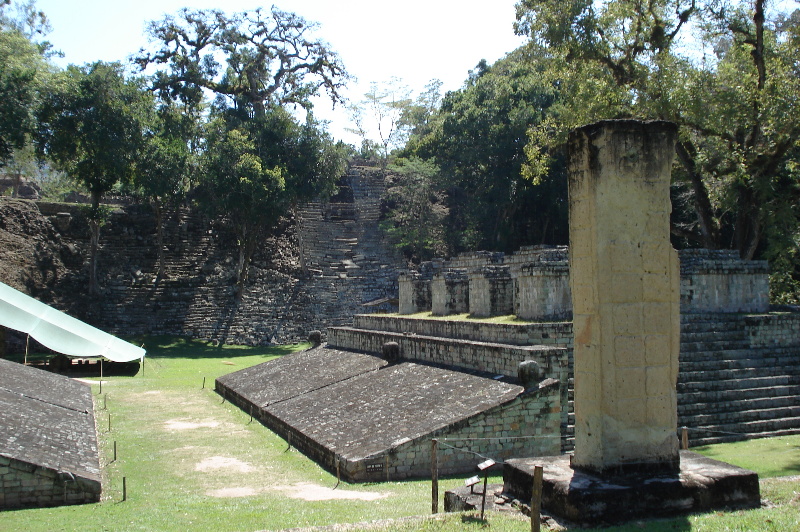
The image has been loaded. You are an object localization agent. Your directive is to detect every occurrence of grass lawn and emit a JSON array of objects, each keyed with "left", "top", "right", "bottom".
[{"left": 2, "top": 338, "right": 799, "bottom": 531}]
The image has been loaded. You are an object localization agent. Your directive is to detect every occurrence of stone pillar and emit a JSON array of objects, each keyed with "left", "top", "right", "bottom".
[
  {"left": 514, "top": 262, "right": 572, "bottom": 321},
  {"left": 469, "top": 266, "right": 514, "bottom": 318},
  {"left": 431, "top": 269, "right": 470, "bottom": 316},
  {"left": 398, "top": 272, "right": 431, "bottom": 314},
  {"left": 568, "top": 120, "right": 680, "bottom": 474}
]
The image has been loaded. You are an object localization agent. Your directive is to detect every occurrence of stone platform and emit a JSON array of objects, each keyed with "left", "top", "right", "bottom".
[
  {"left": 503, "top": 451, "right": 760, "bottom": 525},
  {"left": 0, "top": 358, "right": 101, "bottom": 509},
  {"left": 216, "top": 345, "right": 563, "bottom": 482}
]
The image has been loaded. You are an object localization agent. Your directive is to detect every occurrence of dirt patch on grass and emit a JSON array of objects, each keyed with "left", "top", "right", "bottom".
[
  {"left": 275, "top": 482, "right": 390, "bottom": 501},
  {"left": 195, "top": 456, "right": 255, "bottom": 473},
  {"left": 206, "top": 487, "right": 259, "bottom": 498},
  {"left": 164, "top": 419, "right": 221, "bottom": 430}
]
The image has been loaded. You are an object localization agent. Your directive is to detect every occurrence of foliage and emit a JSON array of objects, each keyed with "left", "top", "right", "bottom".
[
  {"left": 403, "top": 46, "right": 568, "bottom": 253},
  {"left": 515, "top": 0, "right": 800, "bottom": 271},
  {"left": 136, "top": 6, "right": 348, "bottom": 115},
  {"left": 35, "top": 61, "right": 152, "bottom": 294},
  {"left": 0, "top": 10, "right": 50, "bottom": 166},
  {"left": 380, "top": 157, "right": 448, "bottom": 262}
]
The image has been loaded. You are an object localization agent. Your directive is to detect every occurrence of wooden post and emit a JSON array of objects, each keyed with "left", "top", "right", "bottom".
[
  {"left": 24, "top": 334, "right": 29, "bottom": 366},
  {"left": 480, "top": 474, "right": 488, "bottom": 520},
  {"left": 202, "top": 376, "right": 206, "bottom": 389},
  {"left": 113, "top": 440, "right": 117, "bottom": 462},
  {"left": 531, "top": 465, "right": 543, "bottom": 532},
  {"left": 681, "top": 427, "right": 689, "bottom": 450},
  {"left": 99, "top": 358, "right": 103, "bottom": 395},
  {"left": 108, "top": 412, "right": 111, "bottom": 432},
  {"left": 103, "top": 393, "right": 107, "bottom": 410},
  {"left": 431, "top": 439, "right": 439, "bottom": 514},
  {"left": 122, "top": 476, "right": 127, "bottom": 501}
]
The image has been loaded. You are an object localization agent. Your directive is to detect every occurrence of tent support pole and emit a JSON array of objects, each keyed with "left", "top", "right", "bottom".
[{"left": 99, "top": 358, "right": 103, "bottom": 395}]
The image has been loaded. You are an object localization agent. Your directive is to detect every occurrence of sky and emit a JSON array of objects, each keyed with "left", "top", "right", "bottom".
[{"left": 33, "top": 0, "right": 528, "bottom": 144}]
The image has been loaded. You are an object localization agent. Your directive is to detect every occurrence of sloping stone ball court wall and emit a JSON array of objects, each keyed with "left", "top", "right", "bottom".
[
  {"left": 0, "top": 358, "right": 101, "bottom": 509},
  {"left": 216, "top": 346, "right": 562, "bottom": 482}
]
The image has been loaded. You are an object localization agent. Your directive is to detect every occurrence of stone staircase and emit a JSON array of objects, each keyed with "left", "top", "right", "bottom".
[
  {"left": 297, "top": 165, "right": 402, "bottom": 325},
  {"left": 678, "top": 314, "right": 800, "bottom": 445}
]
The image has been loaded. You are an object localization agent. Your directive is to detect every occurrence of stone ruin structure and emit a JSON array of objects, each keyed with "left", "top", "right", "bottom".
[
  {"left": 399, "top": 247, "right": 769, "bottom": 320},
  {"left": 0, "top": 358, "right": 101, "bottom": 509},
  {"left": 502, "top": 120, "right": 759, "bottom": 523}
]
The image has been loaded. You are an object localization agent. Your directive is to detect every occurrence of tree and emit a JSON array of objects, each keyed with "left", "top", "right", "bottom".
[
  {"left": 138, "top": 7, "right": 349, "bottom": 294},
  {"left": 0, "top": 0, "right": 51, "bottom": 167},
  {"left": 515, "top": 0, "right": 800, "bottom": 263},
  {"left": 403, "top": 47, "right": 568, "bottom": 253},
  {"left": 380, "top": 157, "right": 448, "bottom": 262},
  {"left": 348, "top": 78, "right": 412, "bottom": 164},
  {"left": 199, "top": 106, "right": 347, "bottom": 294},
  {"left": 135, "top": 102, "right": 194, "bottom": 285},
  {"left": 136, "top": 6, "right": 348, "bottom": 116},
  {"left": 36, "top": 62, "right": 152, "bottom": 294}
]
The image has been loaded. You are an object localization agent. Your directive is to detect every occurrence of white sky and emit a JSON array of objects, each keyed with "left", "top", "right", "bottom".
[{"left": 33, "top": 0, "right": 528, "bottom": 144}]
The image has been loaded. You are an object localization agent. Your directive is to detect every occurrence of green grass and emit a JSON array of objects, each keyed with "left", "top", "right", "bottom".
[{"left": 2, "top": 338, "right": 799, "bottom": 531}]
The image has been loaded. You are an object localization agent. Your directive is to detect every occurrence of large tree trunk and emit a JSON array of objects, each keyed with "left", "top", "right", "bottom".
[
  {"left": 675, "top": 141, "right": 720, "bottom": 249},
  {"left": 153, "top": 198, "right": 165, "bottom": 286},
  {"left": 88, "top": 190, "right": 102, "bottom": 296},
  {"left": 235, "top": 224, "right": 259, "bottom": 300}
]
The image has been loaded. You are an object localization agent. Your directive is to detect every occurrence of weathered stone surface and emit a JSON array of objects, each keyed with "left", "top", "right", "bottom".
[
  {"left": 503, "top": 452, "right": 760, "bottom": 525},
  {"left": 568, "top": 119, "right": 680, "bottom": 473},
  {"left": 0, "top": 358, "right": 101, "bottom": 509},
  {"left": 216, "top": 346, "right": 387, "bottom": 408},
  {"left": 217, "top": 346, "right": 563, "bottom": 482}
]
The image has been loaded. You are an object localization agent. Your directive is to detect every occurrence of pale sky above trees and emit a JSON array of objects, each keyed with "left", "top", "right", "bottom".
[{"left": 34, "top": 0, "right": 526, "bottom": 144}]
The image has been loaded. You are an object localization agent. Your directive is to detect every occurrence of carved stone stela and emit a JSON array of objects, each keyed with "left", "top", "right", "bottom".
[{"left": 568, "top": 120, "right": 680, "bottom": 474}]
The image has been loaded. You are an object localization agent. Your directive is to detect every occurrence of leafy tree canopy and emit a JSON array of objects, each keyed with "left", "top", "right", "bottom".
[{"left": 136, "top": 6, "right": 348, "bottom": 115}]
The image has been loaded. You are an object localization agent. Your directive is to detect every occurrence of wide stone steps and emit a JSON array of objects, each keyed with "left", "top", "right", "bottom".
[
  {"left": 682, "top": 417, "right": 800, "bottom": 445},
  {"left": 678, "top": 374, "right": 798, "bottom": 393}
]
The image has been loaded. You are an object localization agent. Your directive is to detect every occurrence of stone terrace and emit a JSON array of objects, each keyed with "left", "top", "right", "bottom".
[
  {"left": 0, "top": 358, "right": 101, "bottom": 509},
  {"left": 216, "top": 346, "right": 562, "bottom": 482}
]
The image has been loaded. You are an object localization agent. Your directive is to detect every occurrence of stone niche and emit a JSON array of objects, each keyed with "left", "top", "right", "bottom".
[{"left": 514, "top": 261, "right": 571, "bottom": 321}]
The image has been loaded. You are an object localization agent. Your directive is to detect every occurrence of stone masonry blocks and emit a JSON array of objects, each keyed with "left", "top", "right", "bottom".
[{"left": 568, "top": 120, "right": 680, "bottom": 474}]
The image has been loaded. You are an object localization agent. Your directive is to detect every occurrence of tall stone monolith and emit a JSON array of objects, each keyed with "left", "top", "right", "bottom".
[{"left": 568, "top": 120, "right": 680, "bottom": 474}]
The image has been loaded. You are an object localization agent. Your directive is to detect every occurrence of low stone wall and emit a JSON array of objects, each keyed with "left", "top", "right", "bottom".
[
  {"left": 745, "top": 313, "right": 800, "bottom": 348},
  {"left": 400, "top": 248, "right": 771, "bottom": 319},
  {"left": 342, "top": 379, "right": 563, "bottom": 481},
  {"left": 680, "top": 250, "right": 769, "bottom": 313},
  {"left": 351, "top": 315, "right": 573, "bottom": 348},
  {"left": 328, "top": 327, "right": 568, "bottom": 380},
  {"left": 0, "top": 455, "right": 100, "bottom": 509}
]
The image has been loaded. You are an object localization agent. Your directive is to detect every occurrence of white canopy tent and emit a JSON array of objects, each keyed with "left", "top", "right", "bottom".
[{"left": 0, "top": 281, "right": 145, "bottom": 363}]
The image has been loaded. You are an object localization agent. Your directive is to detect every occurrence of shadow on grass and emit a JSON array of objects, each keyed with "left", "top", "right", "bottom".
[{"left": 132, "top": 335, "right": 309, "bottom": 360}]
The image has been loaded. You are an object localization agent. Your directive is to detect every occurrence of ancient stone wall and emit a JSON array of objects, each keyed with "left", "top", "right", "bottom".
[
  {"left": 328, "top": 326, "right": 568, "bottom": 380},
  {"left": 0, "top": 456, "right": 100, "bottom": 509},
  {"left": 399, "top": 246, "right": 771, "bottom": 320},
  {"left": 343, "top": 379, "right": 563, "bottom": 481},
  {"left": 351, "top": 315, "right": 573, "bottom": 348},
  {"left": 1, "top": 164, "right": 403, "bottom": 345}
]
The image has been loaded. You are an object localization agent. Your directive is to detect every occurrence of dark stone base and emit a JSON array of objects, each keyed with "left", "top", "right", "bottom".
[{"left": 504, "top": 451, "right": 760, "bottom": 525}]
